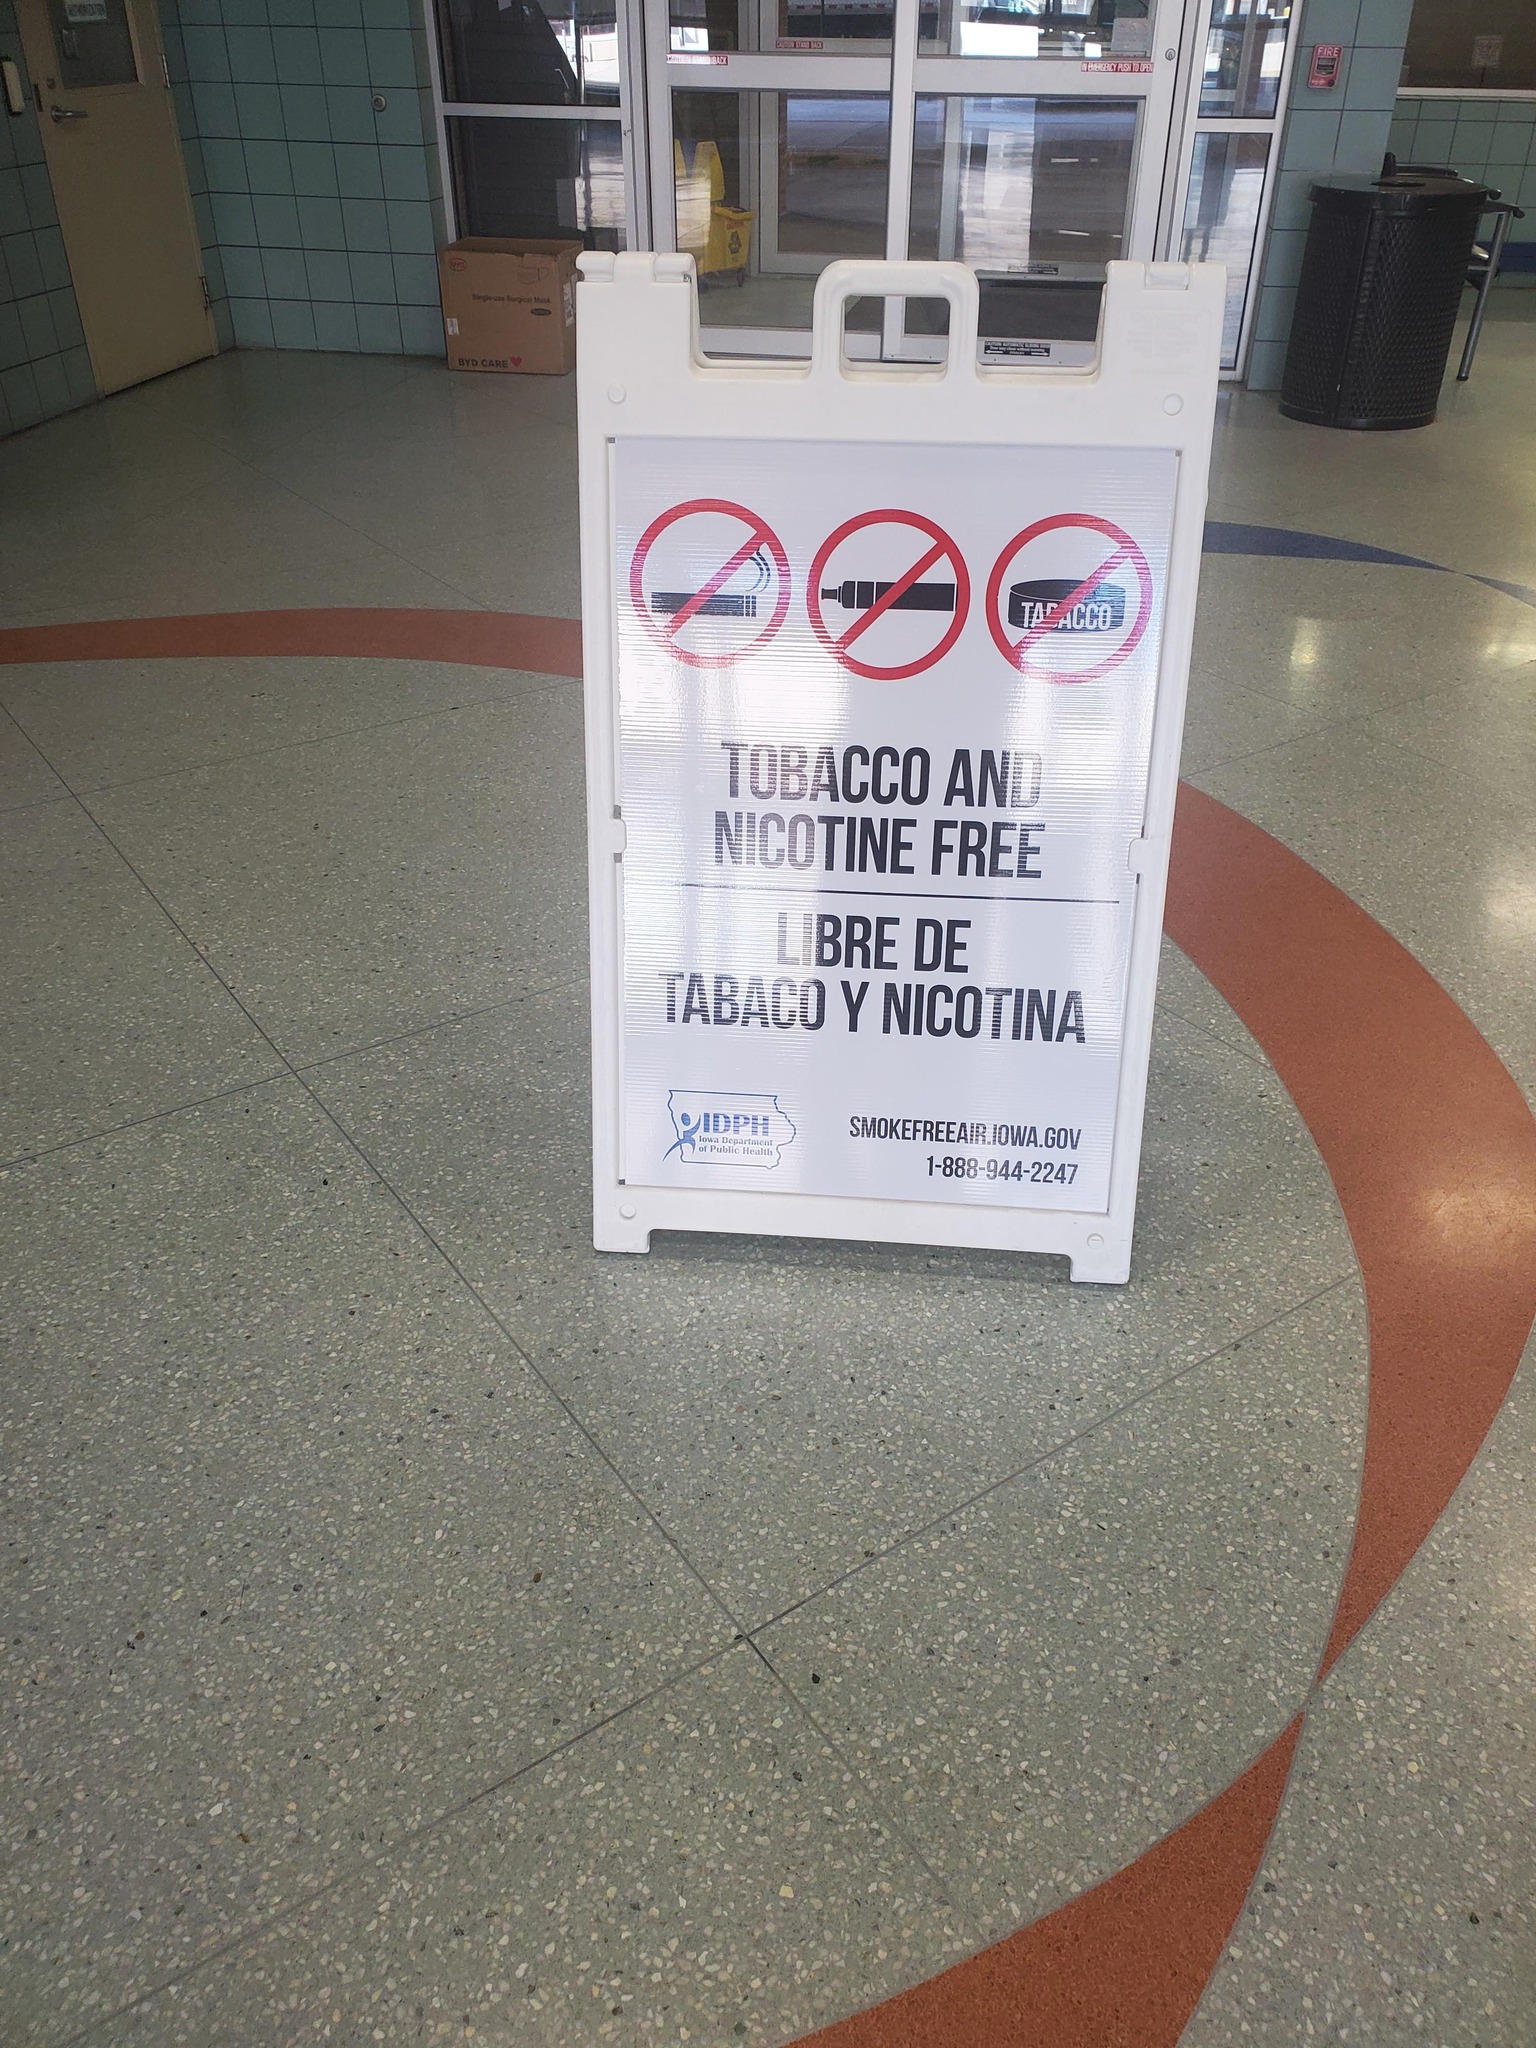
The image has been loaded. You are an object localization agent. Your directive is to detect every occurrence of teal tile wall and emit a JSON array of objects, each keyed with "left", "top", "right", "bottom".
[
  {"left": 1246, "top": 0, "right": 1414, "bottom": 388},
  {"left": 163, "top": 0, "right": 447, "bottom": 358},
  {"left": 0, "top": 0, "right": 97, "bottom": 434},
  {"left": 1387, "top": 92, "right": 1536, "bottom": 286}
]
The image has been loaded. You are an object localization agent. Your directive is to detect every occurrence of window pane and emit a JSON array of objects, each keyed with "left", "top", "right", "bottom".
[
  {"left": 47, "top": 0, "right": 138, "bottom": 89},
  {"left": 672, "top": 89, "right": 889, "bottom": 343},
  {"left": 779, "top": 93, "right": 890, "bottom": 254},
  {"left": 1405, "top": 3, "right": 1536, "bottom": 92},
  {"left": 1180, "top": 129, "right": 1269, "bottom": 367},
  {"left": 1199, "top": 1, "right": 1291, "bottom": 119},
  {"left": 447, "top": 117, "right": 626, "bottom": 244},
  {"left": 672, "top": 90, "right": 890, "bottom": 253},
  {"left": 436, "top": 0, "right": 620, "bottom": 107},
  {"left": 670, "top": 0, "right": 753, "bottom": 56},
  {"left": 668, "top": 0, "right": 921, "bottom": 57},
  {"left": 777, "top": 0, "right": 897, "bottom": 45},
  {"left": 910, "top": 95, "right": 1136, "bottom": 276},
  {"left": 922, "top": 0, "right": 1150, "bottom": 61}
]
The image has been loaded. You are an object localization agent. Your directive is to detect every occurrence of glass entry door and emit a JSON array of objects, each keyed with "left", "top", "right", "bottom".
[
  {"left": 430, "top": 0, "right": 641, "bottom": 251},
  {"left": 643, "top": 0, "right": 1189, "bottom": 360}
]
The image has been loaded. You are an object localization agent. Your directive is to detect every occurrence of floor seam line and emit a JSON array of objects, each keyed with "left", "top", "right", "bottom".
[
  {"left": 225, "top": 437, "right": 508, "bottom": 614},
  {"left": 1186, "top": 712, "right": 1377, "bottom": 776},
  {"left": 0, "top": 705, "right": 316, "bottom": 1064},
  {"left": 195, "top": 434, "right": 490, "bottom": 613},
  {"left": 743, "top": 1270, "right": 1361, "bottom": 1639},
  {"left": 279, "top": 1073, "right": 762, "bottom": 1651},
  {"left": 0, "top": 791, "right": 72, "bottom": 814},
  {"left": 0, "top": 977, "right": 571, "bottom": 1178},
  {"left": 1157, "top": 1000, "right": 1273, "bottom": 1071},
  {"left": 49, "top": 1643, "right": 744, "bottom": 2048},
  {"left": 291, "top": 983, "right": 571, "bottom": 1072},
  {"left": 178, "top": 364, "right": 421, "bottom": 469},
  {"left": 0, "top": 1070, "right": 290, "bottom": 1175},
  {"left": 736, "top": 1631, "right": 982, "bottom": 1936},
  {"left": 0, "top": 697, "right": 577, "bottom": 1106}
]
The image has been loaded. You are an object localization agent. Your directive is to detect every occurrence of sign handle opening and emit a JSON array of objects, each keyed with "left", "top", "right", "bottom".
[{"left": 811, "top": 260, "right": 980, "bottom": 385}]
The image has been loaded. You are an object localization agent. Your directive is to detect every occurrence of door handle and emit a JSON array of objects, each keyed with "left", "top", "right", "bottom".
[{"left": 50, "top": 104, "right": 88, "bottom": 121}]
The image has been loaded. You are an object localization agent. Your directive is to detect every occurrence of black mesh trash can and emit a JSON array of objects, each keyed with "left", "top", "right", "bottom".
[{"left": 1280, "top": 173, "right": 1493, "bottom": 430}]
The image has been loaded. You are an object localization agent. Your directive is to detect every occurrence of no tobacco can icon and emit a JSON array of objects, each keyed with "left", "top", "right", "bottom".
[{"left": 986, "top": 513, "right": 1154, "bottom": 684}]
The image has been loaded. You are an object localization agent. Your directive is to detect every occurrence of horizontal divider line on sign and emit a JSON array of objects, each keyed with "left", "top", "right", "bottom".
[{"left": 678, "top": 883, "right": 1122, "bottom": 905}]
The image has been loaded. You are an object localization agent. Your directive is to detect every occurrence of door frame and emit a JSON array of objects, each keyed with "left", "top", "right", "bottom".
[
  {"left": 423, "top": 0, "right": 1286, "bottom": 374},
  {"left": 1156, "top": 0, "right": 1305, "bottom": 377},
  {"left": 639, "top": 0, "right": 1194, "bottom": 359}
]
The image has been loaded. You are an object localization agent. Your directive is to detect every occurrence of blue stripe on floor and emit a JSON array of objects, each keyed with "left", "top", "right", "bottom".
[
  {"left": 1469, "top": 573, "right": 1536, "bottom": 609},
  {"left": 1200, "top": 520, "right": 1536, "bottom": 610},
  {"left": 1201, "top": 522, "right": 1447, "bottom": 572}
]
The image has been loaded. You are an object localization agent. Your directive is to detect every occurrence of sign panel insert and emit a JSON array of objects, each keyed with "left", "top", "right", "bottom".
[{"left": 613, "top": 436, "right": 1176, "bottom": 1219}]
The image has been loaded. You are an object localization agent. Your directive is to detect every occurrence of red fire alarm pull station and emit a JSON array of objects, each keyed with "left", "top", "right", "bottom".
[{"left": 1309, "top": 43, "right": 1343, "bottom": 88}]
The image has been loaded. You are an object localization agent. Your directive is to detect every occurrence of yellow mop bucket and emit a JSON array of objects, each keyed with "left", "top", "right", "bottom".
[{"left": 704, "top": 205, "right": 753, "bottom": 275}]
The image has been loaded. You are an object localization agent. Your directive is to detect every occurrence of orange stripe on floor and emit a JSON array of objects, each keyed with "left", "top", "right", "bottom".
[
  {"left": 0, "top": 608, "right": 585, "bottom": 677},
  {"left": 1167, "top": 784, "right": 1536, "bottom": 1678},
  {"left": 797, "top": 1721, "right": 1304, "bottom": 2048}
]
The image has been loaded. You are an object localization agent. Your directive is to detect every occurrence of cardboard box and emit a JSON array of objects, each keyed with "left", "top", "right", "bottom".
[{"left": 437, "top": 237, "right": 582, "bottom": 376}]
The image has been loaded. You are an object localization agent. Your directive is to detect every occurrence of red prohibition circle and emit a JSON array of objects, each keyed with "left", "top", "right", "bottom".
[
  {"left": 628, "top": 498, "right": 791, "bottom": 669},
  {"left": 807, "top": 509, "right": 970, "bottom": 682},
  {"left": 986, "top": 513, "right": 1154, "bottom": 684}
]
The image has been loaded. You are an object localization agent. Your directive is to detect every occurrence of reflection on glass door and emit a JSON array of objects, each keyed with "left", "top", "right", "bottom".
[
  {"left": 432, "top": 0, "right": 634, "bottom": 248},
  {"left": 669, "top": 0, "right": 754, "bottom": 53},
  {"left": 437, "top": 0, "right": 622, "bottom": 103},
  {"left": 923, "top": 0, "right": 1152, "bottom": 60},
  {"left": 667, "top": 0, "right": 911, "bottom": 53},
  {"left": 448, "top": 119, "right": 628, "bottom": 240},
  {"left": 1178, "top": 129, "right": 1268, "bottom": 361},
  {"left": 1198, "top": 0, "right": 1288, "bottom": 117},
  {"left": 909, "top": 96, "right": 1135, "bottom": 273},
  {"left": 904, "top": 93, "right": 1135, "bottom": 359},
  {"left": 777, "top": 94, "right": 891, "bottom": 253}
]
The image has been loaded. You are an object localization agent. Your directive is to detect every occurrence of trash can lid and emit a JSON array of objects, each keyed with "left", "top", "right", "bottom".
[{"left": 1308, "top": 172, "right": 1497, "bottom": 213}]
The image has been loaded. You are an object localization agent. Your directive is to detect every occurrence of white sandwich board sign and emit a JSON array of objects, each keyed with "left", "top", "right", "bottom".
[{"left": 576, "top": 256, "right": 1223, "bottom": 1282}]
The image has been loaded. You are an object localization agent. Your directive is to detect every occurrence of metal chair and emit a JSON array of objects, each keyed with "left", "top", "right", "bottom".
[{"left": 1385, "top": 157, "right": 1526, "bottom": 380}]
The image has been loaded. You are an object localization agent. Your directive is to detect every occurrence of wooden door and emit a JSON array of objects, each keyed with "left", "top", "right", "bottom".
[{"left": 14, "top": 0, "right": 216, "bottom": 394}]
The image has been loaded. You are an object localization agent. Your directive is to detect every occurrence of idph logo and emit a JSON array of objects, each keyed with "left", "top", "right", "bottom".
[
  {"left": 1008, "top": 578, "right": 1126, "bottom": 633},
  {"left": 665, "top": 1090, "right": 796, "bottom": 1169}
]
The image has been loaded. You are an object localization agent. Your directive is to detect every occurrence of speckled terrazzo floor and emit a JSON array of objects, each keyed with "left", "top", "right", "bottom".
[{"left": 3, "top": 296, "right": 1536, "bottom": 2046}]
